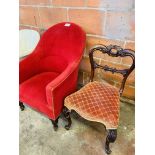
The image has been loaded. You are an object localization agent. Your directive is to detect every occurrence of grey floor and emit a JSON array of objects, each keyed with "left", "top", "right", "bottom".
[{"left": 19, "top": 102, "right": 135, "bottom": 155}]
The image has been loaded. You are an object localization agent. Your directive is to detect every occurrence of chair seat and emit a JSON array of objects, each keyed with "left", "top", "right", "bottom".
[
  {"left": 64, "top": 81, "right": 120, "bottom": 129},
  {"left": 20, "top": 72, "right": 59, "bottom": 110}
]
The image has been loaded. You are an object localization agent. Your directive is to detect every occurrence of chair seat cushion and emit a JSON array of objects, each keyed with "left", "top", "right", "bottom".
[
  {"left": 64, "top": 81, "right": 120, "bottom": 129},
  {"left": 19, "top": 72, "right": 59, "bottom": 112}
]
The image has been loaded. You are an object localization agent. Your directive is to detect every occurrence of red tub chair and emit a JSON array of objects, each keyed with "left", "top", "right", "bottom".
[{"left": 19, "top": 22, "right": 86, "bottom": 130}]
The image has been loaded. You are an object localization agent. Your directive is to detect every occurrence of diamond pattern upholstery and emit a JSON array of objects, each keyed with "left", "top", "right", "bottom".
[{"left": 64, "top": 81, "right": 120, "bottom": 129}]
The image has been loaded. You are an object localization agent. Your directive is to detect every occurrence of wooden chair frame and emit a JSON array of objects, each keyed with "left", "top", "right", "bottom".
[{"left": 63, "top": 44, "right": 135, "bottom": 154}]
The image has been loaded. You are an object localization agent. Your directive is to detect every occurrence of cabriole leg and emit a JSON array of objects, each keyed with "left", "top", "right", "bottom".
[
  {"left": 63, "top": 106, "right": 72, "bottom": 130},
  {"left": 50, "top": 117, "right": 59, "bottom": 131},
  {"left": 105, "top": 129, "right": 117, "bottom": 154},
  {"left": 19, "top": 101, "right": 25, "bottom": 111}
]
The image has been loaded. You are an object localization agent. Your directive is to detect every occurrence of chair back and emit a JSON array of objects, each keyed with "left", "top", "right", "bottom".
[
  {"left": 89, "top": 45, "right": 135, "bottom": 96},
  {"left": 36, "top": 22, "right": 86, "bottom": 63}
]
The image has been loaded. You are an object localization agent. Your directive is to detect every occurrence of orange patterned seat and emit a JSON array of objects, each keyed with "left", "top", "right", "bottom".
[{"left": 65, "top": 81, "right": 120, "bottom": 129}]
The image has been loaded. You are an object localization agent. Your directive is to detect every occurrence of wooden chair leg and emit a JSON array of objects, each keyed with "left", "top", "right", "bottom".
[
  {"left": 19, "top": 101, "right": 25, "bottom": 111},
  {"left": 50, "top": 117, "right": 59, "bottom": 131},
  {"left": 105, "top": 129, "right": 117, "bottom": 154},
  {"left": 63, "top": 106, "right": 72, "bottom": 130}
]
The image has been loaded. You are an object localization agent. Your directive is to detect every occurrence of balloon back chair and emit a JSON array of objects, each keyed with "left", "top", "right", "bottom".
[
  {"left": 19, "top": 22, "right": 86, "bottom": 130},
  {"left": 64, "top": 44, "right": 135, "bottom": 154}
]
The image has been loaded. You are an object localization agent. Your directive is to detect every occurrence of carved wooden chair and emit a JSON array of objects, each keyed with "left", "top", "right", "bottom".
[{"left": 63, "top": 44, "right": 135, "bottom": 154}]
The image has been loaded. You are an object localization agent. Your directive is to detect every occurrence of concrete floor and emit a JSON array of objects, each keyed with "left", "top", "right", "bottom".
[{"left": 19, "top": 102, "right": 135, "bottom": 155}]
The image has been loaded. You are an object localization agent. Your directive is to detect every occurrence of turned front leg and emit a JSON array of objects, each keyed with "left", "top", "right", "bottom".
[
  {"left": 19, "top": 101, "right": 25, "bottom": 111},
  {"left": 105, "top": 129, "right": 117, "bottom": 154},
  {"left": 50, "top": 117, "right": 59, "bottom": 131},
  {"left": 63, "top": 106, "right": 72, "bottom": 130}
]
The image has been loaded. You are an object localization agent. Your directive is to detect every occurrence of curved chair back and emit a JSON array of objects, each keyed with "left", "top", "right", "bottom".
[
  {"left": 89, "top": 45, "right": 135, "bottom": 96},
  {"left": 35, "top": 22, "right": 86, "bottom": 63}
]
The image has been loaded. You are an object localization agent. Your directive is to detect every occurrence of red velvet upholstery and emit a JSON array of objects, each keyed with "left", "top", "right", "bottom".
[{"left": 19, "top": 22, "right": 86, "bottom": 120}]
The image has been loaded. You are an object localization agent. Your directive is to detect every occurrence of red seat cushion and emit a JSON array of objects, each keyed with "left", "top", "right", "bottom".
[
  {"left": 64, "top": 81, "right": 120, "bottom": 129},
  {"left": 19, "top": 72, "right": 59, "bottom": 109}
]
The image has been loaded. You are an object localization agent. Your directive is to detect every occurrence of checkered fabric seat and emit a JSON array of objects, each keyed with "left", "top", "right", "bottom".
[{"left": 64, "top": 81, "right": 120, "bottom": 129}]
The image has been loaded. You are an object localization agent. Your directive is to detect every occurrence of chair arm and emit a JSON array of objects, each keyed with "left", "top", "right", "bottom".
[
  {"left": 46, "top": 61, "right": 80, "bottom": 119},
  {"left": 19, "top": 53, "right": 40, "bottom": 84}
]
